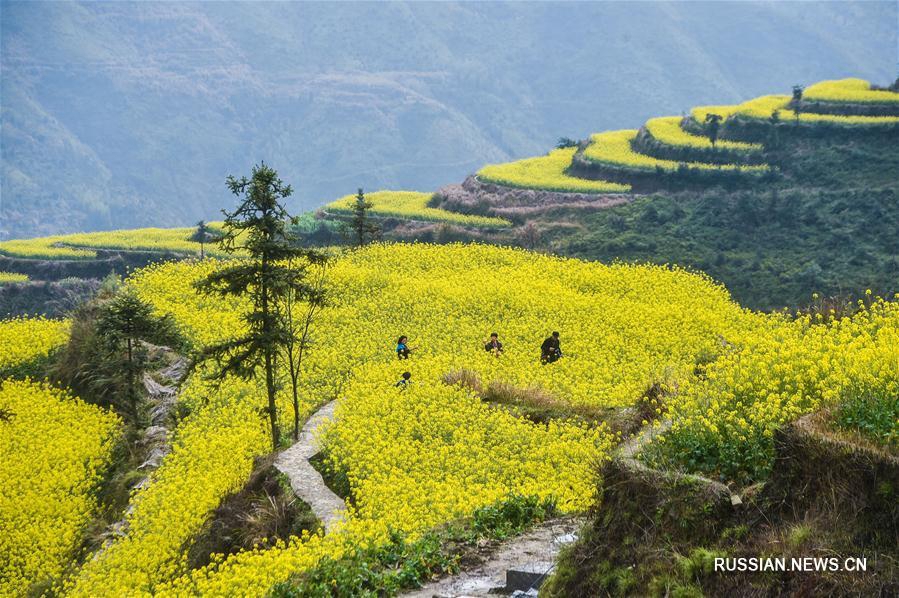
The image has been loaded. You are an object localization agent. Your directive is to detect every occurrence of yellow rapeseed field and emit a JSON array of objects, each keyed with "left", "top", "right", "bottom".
[
  {"left": 0, "top": 271, "right": 29, "bottom": 283},
  {"left": 644, "top": 116, "right": 762, "bottom": 152},
  {"left": 477, "top": 147, "right": 630, "bottom": 193},
  {"left": 0, "top": 317, "right": 70, "bottom": 373},
  {"left": 691, "top": 94, "right": 899, "bottom": 126},
  {"left": 325, "top": 190, "right": 511, "bottom": 228},
  {"left": 0, "top": 225, "right": 225, "bottom": 261},
  {"left": 646, "top": 296, "right": 899, "bottom": 482},
  {"left": 0, "top": 380, "right": 120, "bottom": 596},
  {"left": 66, "top": 243, "right": 764, "bottom": 595},
  {"left": 803, "top": 77, "right": 899, "bottom": 105},
  {"left": 583, "top": 130, "right": 768, "bottom": 173}
]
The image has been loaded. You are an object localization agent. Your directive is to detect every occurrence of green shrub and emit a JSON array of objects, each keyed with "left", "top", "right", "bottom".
[
  {"left": 471, "top": 494, "right": 558, "bottom": 540},
  {"left": 271, "top": 494, "right": 556, "bottom": 597},
  {"left": 270, "top": 530, "right": 454, "bottom": 597},
  {"left": 833, "top": 390, "right": 899, "bottom": 447}
]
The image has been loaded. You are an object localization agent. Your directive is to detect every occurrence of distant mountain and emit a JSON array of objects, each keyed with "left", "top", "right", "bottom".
[{"left": 1, "top": 0, "right": 895, "bottom": 238}]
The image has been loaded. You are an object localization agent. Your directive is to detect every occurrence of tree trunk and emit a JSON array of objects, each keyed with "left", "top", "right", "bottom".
[
  {"left": 290, "top": 363, "right": 300, "bottom": 441},
  {"left": 264, "top": 346, "right": 279, "bottom": 450},
  {"left": 286, "top": 329, "right": 300, "bottom": 441},
  {"left": 127, "top": 337, "right": 135, "bottom": 421},
  {"left": 261, "top": 249, "right": 279, "bottom": 450}
]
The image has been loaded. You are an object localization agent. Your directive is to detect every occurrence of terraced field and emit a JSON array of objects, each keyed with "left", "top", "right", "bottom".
[
  {"left": 471, "top": 77, "right": 897, "bottom": 197},
  {"left": 0, "top": 226, "right": 225, "bottom": 261},
  {"left": 0, "top": 272, "right": 29, "bottom": 284},
  {"left": 582, "top": 130, "right": 768, "bottom": 174},
  {"left": 803, "top": 77, "right": 899, "bottom": 105},
  {"left": 324, "top": 190, "right": 512, "bottom": 228},
  {"left": 1, "top": 75, "right": 897, "bottom": 598},
  {"left": 1, "top": 78, "right": 893, "bottom": 254},
  {"left": 476, "top": 147, "right": 630, "bottom": 193},
  {"left": 692, "top": 93, "right": 899, "bottom": 125},
  {"left": 1, "top": 78, "right": 895, "bottom": 269}
]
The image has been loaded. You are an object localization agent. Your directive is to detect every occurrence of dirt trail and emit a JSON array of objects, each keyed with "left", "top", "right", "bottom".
[
  {"left": 402, "top": 517, "right": 583, "bottom": 598},
  {"left": 274, "top": 400, "right": 346, "bottom": 533}
]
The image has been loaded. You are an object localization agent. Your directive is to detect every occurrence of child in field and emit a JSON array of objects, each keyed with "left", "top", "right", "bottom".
[{"left": 395, "top": 371, "right": 412, "bottom": 389}]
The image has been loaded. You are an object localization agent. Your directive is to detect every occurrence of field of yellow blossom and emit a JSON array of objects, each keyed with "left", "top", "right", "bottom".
[
  {"left": 644, "top": 295, "right": 899, "bottom": 483},
  {"left": 0, "top": 225, "right": 225, "bottom": 261},
  {"left": 477, "top": 147, "right": 630, "bottom": 193},
  {"left": 0, "top": 380, "right": 120, "bottom": 596},
  {"left": 324, "top": 190, "right": 511, "bottom": 228},
  {"left": 0, "top": 317, "right": 70, "bottom": 377},
  {"left": 0, "top": 271, "right": 29, "bottom": 283},
  {"left": 643, "top": 116, "right": 763, "bottom": 153},
  {"left": 691, "top": 93, "right": 899, "bottom": 126},
  {"left": 2, "top": 74, "right": 898, "bottom": 597},
  {"left": 803, "top": 77, "right": 899, "bottom": 105},
  {"left": 64, "top": 242, "right": 766, "bottom": 595},
  {"left": 3, "top": 241, "right": 897, "bottom": 595},
  {"left": 584, "top": 129, "right": 769, "bottom": 174}
]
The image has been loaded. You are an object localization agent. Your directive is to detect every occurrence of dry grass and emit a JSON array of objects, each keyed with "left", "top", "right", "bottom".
[
  {"left": 441, "top": 370, "right": 608, "bottom": 425},
  {"left": 441, "top": 368, "right": 483, "bottom": 394}
]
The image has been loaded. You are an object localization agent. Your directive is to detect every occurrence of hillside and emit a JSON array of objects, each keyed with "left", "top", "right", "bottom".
[
  {"left": 366, "top": 78, "right": 899, "bottom": 310},
  {"left": 2, "top": 76, "right": 897, "bottom": 593},
  {"left": 3, "top": 243, "right": 896, "bottom": 596},
  {"left": 3, "top": 77, "right": 897, "bottom": 315},
  {"left": 2, "top": 1, "right": 896, "bottom": 238},
  {"left": 554, "top": 133, "right": 899, "bottom": 310}
]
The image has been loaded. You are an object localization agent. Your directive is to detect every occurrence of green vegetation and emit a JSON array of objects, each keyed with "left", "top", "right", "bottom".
[
  {"left": 50, "top": 285, "right": 182, "bottom": 426},
  {"left": 557, "top": 134, "right": 898, "bottom": 310},
  {"left": 325, "top": 191, "right": 511, "bottom": 228},
  {"left": 271, "top": 495, "right": 556, "bottom": 597},
  {"left": 477, "top": 147, "right": 630, "bottom": 193},
  {"left": 338, "top": 188, "right": 381, "bottom": 246},
  {"left": 833, "top": 391, "right": 899, "bottom": 447}
]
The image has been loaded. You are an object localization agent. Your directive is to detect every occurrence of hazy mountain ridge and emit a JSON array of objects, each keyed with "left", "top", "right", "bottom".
[{"left": 1, "top": 0, "right": 895, "bottom": 238}]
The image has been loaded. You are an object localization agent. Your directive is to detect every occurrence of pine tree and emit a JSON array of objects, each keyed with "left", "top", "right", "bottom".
[
  {"left": 95, "top": 290, "right": 182, "bottom": 423},
  {"left": 556, "top": 137, "right": 579, "bottom": 149},
  {"left": 195, "top": 163, "right": 325, "bottom": 449},
  {"left": 341, "top": 188, "right": 380, "bottom": 246},
  {"left": 190, "top": 220, "right": 220, "bottom": 259},
  {"left": 704, "top": 113, "right": 723, "bottom": 146},
  {"left": 792, "top": 85, "right": 804, "bottom": 120}
]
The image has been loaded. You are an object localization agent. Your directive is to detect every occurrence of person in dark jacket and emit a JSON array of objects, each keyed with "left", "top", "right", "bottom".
[
  {"left": 484, "top": 332, "right": 504, "bottom": 356},
  {"left": 541, "top": 331, "right": 561, "bottom": 364}
]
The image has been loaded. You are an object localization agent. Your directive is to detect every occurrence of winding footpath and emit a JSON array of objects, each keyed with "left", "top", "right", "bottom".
[{"left": 274, "top": 400, "right": 346, "bottom": 533}]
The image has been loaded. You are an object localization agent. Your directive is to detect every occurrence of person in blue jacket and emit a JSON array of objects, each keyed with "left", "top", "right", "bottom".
[{"left": 396, "top": 335, "right": 415, "bottom": 359}]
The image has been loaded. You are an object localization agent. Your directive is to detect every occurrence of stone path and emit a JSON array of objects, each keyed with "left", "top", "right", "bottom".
[
  {"left": 98, "top": 351, "right": 187, "bottom": 551},
  {"left": 274, "top": 400, "right": 346, "bottom": 533},
  {"left": 402, "top": 517, "right": 583, "bottom": 598}
]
